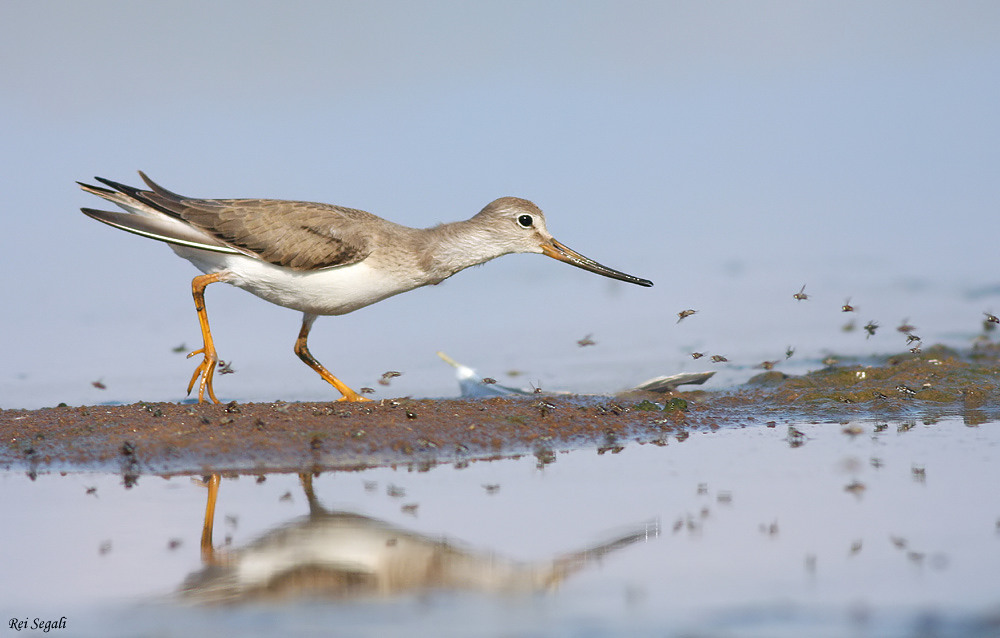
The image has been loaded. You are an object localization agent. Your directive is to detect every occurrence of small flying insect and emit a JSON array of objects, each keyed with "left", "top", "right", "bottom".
[
  {"left": 217, "top": 360, "right": 235, "bottom": 375},
  {"left": 785, "top": 346, "right": 795, "bottom": 359},
  {"left": 379, "top": 370, "right": 402, "bottom": 386},
  {"left": 677, "top": 309, "right": 698, "bottom": 323},
  {"left": 842, "top": 298, "right": 855, "bottom": 312},
  {"left": 359, "top": 387, "right": 375, "bottom": 394},
  {"left": 91, "top": 379, "right": 107, "bottom": 390},
  {"left": 906, "top": 334, "right": 921, "bottom": 344},
  {"left": 171, "top": 343, "right": 188, "bottom": 353},
  {"left": 793, "top": 285, "right": 809, "bottom": 301},
  {"left": 691, "top": 352, "right": 706, "bottom": 360},
  {"left": 863, "top": 321, "right": 879, "bottom": 338},
  {"left": 844, "top": 481, "right": 866, "bottom": 495},
  {"left": 909, "top": 343, "right": 922, "bottom": 354},
  {"left": 757, "top": 360, "right": 778, "bottom": 370},
  {"left": 577, "top": 334, "right": 596, "bottom": 347},
  {"left": 985, "top": 312, "right": 1000, "bottom": 324},
  {"left": 842, "top": 320, "right": 856, "bottom": 332},
  {"left": 897, "top": 319, "right": 916, "bottom": 334},
  {"left": 710, "top": 354, "right": 728, "bottom": 363},
  {"left": 481, "top": 377, "right": 497, "bottom": 384}
]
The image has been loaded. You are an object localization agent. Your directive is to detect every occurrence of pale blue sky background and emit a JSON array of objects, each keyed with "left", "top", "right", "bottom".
[{"left": 2, "top": 2, "right": 999, "bottom": 407}]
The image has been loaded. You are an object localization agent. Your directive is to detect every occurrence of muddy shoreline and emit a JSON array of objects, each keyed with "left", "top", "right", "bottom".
[
  {"left": 0, "top": 395, "right": 694, "bottom": 476},
  {"left": 3, "top": 345, "right": 998, "bottom": 476}
]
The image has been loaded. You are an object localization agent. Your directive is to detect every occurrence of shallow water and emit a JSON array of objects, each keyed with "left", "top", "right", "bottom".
[{"left": 3, "top": 415, "right": 998, "bottom": 637}]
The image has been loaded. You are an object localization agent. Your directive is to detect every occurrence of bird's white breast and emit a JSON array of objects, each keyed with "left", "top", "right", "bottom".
[{"left": 171, "top": 246, "right": 425, "bottom": 316}]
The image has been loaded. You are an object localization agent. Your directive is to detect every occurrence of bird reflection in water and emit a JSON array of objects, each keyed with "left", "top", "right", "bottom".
[{"left": 181, "top": 473, "right": 658, "bottom": 604}]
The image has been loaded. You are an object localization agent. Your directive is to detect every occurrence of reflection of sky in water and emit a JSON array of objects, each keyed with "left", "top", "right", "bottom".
[
  {"left": 1, "top": 3, "right": 998, "bottom": 408},
  {"left": 1, "top": 418, "right": 997, "bottom": 636}
]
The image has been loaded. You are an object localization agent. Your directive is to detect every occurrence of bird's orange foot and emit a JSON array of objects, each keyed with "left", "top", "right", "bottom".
[
  {"left": 336, "top": 390, "right": 372, "bottom": 402},
  {"left": 186, "top": 347, "right": 221, "bottom": 404}
]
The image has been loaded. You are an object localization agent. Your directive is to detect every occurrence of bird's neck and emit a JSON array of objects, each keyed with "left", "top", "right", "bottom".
[{"left": 421, "top": 218, "right": 515, "bottom": 279}]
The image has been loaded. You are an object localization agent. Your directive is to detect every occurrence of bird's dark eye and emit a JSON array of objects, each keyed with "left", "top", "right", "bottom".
[{"left": 517, "top": 214, "right": 534, "bottom": 228}]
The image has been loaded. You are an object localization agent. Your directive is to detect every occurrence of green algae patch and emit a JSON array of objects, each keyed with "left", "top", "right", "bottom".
[
  {"left": 633, "top": 398, "right": 688, "bottom": 412},
  {"left": 665, "top": 397, "right": 689, "bottom": 411},
  {"left": 633, "top": 400, "right": 661, "bottom": 412}
]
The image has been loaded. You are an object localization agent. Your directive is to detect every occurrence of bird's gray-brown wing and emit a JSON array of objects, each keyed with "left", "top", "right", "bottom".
[
  {"left": 87, "top": 172, "right": 377, "bottom": 271},
  {"left": 163, "top": 197, "right": 376, "bottom": 271}
]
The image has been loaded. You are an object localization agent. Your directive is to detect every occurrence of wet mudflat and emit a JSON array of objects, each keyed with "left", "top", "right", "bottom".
[
  {"left": 1, "top": 344, "right": 998, "bottom": 476},
  {"left": 0, "top": 395, "right": 689, "bottom": 476},
  {"left": 1, "top": 347, "right": 999, "bottom": 637}
]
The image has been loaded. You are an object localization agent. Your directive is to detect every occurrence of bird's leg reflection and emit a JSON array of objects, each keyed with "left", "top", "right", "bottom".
[
  {"left": 200, "top": 474, "right": 221, "bottom": 564},
  {"left": 198, "top": 473, "right": 314, "bottom": 566},
  {"left": 300, "top": 471, "right": 324, "bottom": 515}
]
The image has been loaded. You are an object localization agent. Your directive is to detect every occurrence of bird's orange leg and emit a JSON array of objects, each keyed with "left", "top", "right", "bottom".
[
  {"left": 186, "top": 272, "right": 227, "bottom": 404},
  {"left": 200, "top": 473, "right": 221, "bottom": 564},
  {"left": 294, "top": 313, "right": 370, "bottom": 402}
]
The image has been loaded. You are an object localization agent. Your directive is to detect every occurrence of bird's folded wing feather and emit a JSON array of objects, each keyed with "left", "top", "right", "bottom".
[
  {"left": 94, "top": 173, "right": 377, "bottom": 270},
  {"left": 166, "top": 198, "right": 376, "bottom": 270}
]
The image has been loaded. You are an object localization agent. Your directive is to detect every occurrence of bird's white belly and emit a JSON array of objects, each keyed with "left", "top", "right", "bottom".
[{"left": 171, "top": 246, "right": 423, "bottom": 316}]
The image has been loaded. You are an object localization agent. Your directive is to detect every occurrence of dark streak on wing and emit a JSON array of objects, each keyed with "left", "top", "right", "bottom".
[{"left": 300, "top": 225, "right": 369, "bottom": 267}]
